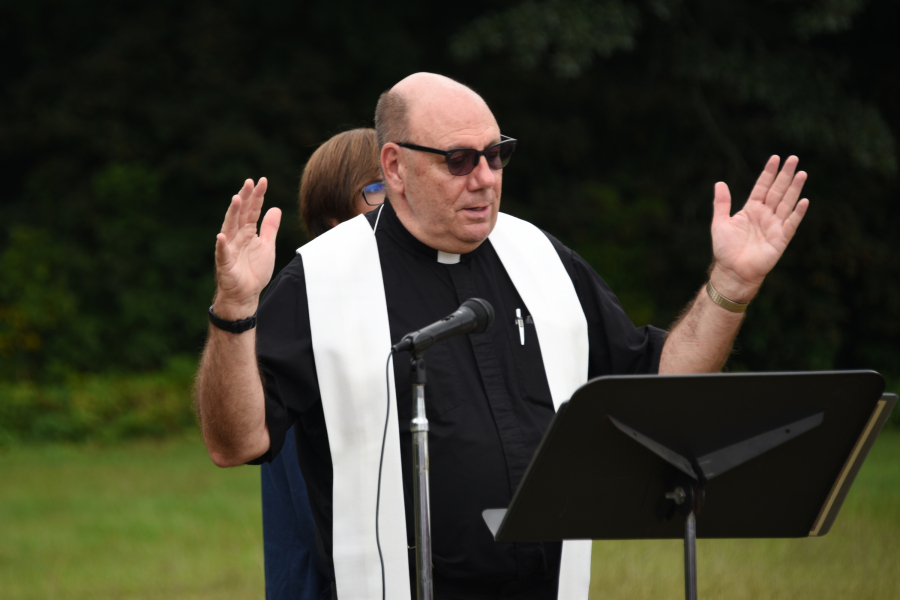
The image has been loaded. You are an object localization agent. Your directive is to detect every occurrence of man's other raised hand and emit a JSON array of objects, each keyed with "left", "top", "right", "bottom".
[
  {"left": 214, "top": 178, "right": 282, "bottom": 320},
  {"left": 709, "top": 156, "right": 809, "bottom": 303}
]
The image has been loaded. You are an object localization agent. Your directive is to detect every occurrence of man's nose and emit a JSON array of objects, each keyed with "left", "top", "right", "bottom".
[{"left": 468, "top": 155, "right": 496, "bottom": 189}]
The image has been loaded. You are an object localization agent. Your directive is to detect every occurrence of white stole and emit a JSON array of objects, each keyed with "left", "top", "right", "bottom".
[{"left": 298, "top": 211, "right": 591, "bottom": 600}]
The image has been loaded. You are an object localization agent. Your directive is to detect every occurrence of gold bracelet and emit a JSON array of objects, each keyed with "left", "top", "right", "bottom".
[{"left": 705, "top": 281, "right": 749, "bottom": 313}]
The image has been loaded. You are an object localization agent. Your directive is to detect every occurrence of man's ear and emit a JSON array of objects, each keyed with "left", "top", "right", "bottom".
[{"left": 381, "top": 143, "right": 404, "bottom": 196}]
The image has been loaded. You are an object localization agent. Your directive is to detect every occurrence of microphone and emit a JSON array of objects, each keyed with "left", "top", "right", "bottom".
[{"left": 392, "top": 298, "right": 494, "bottom": 355}]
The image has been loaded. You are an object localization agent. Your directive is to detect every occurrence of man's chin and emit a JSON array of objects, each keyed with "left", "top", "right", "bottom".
[{"left": 451, "top": 222, "right": 494, "bottom": 250}]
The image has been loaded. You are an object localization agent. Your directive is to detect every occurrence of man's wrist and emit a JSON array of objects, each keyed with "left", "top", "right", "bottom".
[
  {"left": 212, "top": 294, "right": 259, "bottom": 322},
  {"left": 707, "top": 264, "right": 760, "bottom": 305},
  {"left": 209, "top": 305, "right": 258, "bottom": 333},
  {"left": 705, "top": 281, "right": 749, "bottom": 313}
]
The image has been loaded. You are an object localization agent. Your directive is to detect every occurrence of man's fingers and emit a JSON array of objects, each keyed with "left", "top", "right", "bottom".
[
  {"left": 246, "top": 177, "right": 269, "bottom": 228},
  {"left": 712, "top": 181, "right": 732, "bottom": 229},
  {"left": 764, "top": 155, "right": 799, "bottom": 209},
  {"left": 237, "top": 179, "right": 255, "bottom": 225},
  {"left": 259, "top": 206, "right": 282, "bottom": 246},
  {"left": 214, "top": 232, "right": 233, "bottom": 269},
  {"left": 775, "top": 170, "right": 808, "bottom": 221},
  {"left": 220, "top": 196, "right": 243, "bottom": 239},
  {"left": 747, "top": 155, "right": 780, "bottom": 204},
  {"left": 237, "top": 178, "right": 254, "bottom": 202},
  {"left": 781, "top": 198, "right": 810, "bottom": 242}
]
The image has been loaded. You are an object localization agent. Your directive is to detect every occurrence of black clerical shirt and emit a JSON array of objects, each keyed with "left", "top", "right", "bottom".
[{"left": 252, "top": 201, "right": 666, "bottom": 600}]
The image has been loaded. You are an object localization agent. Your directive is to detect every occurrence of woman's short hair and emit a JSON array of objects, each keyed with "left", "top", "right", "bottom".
[{"left": 299, "top": 128, "right": 381, "bottom": 239}]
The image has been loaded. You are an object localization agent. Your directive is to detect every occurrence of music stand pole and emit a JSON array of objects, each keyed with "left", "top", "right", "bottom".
[
  {"left": 410, "top": 356, "right": 433, "bottom": 600},
  {"left": 685, "top": 512, "right": 697, "bottom": 600},
  {"left": 666, "top": 480, "right": 699, "bottom": 600}
]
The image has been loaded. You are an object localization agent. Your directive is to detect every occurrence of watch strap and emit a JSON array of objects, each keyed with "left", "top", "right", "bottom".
[
  {"left": 208, "top": 305, "right": 258, "bottom": 333},
  {"left": 705, "top": 281, "right": 749, "bottom": 313}
]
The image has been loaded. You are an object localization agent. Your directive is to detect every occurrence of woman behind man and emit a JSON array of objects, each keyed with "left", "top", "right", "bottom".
[{"left": 261, "top": 127, "right": 384, "bottom": 600}]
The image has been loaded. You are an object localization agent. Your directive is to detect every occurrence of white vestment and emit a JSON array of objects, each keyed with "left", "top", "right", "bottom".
[{"left": 298, "top": 211, "right": 591, "bottom": 600}]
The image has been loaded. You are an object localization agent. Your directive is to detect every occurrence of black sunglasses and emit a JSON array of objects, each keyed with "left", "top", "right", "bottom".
[{"left": 396, "top": 135, "right": 517, "bottom": 176}]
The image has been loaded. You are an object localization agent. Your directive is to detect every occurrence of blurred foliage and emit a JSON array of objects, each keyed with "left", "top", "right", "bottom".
[
  {"left": 0, "top": 0, "right": 897, "bottom": 400},
  {"left": 451, "top": 0, "right": 642, "bottom": 78},
  {"left": 451, "top": 0, "right": 900, "bottom": 378},
  {"left": 0, "top": 355, "right": 197, "bottom": 446}
]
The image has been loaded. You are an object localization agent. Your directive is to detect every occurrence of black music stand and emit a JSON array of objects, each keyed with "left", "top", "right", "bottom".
[{"left": 482, "top": 371, "right": 896, "bottom": 600}]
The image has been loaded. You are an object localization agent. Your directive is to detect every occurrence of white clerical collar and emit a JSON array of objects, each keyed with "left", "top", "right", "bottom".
[{"left": 436, "top": 251, "right": 460, "bottom": 264}]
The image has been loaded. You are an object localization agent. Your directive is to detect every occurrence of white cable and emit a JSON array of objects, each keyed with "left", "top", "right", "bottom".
[
  {"left": 374, "top": 349, "right": 392, "bottom": 600},
  {"left": 373, "top": 203, "right": 385, "bottom": 234}
]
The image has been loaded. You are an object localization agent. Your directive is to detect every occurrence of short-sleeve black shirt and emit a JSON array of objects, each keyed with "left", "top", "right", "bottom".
[{"left": 252, "top": 201, "right": 666, "bottom": 600}]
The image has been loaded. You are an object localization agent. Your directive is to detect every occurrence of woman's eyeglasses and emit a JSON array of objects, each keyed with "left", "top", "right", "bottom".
[
  {"left": 362, "top": 182, "right": 386, "bottom": 206},
  {"left": 396, "top": 135, "right": 517, "bottom": 177}
]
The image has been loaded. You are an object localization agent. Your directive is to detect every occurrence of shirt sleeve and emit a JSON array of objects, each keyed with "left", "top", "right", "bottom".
[
  {"left": 248, "top": 254, "right": 323, "bottom": 464},
  {"left": 543, "top": 231, "right": 667, "bottom": 378}
]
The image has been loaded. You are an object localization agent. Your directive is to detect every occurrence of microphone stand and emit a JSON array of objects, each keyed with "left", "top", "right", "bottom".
[
  {"left": 393, "top": 298, "right": 493, "bottom": 599},
  {"left": 410, "top": 354, "right": 433, "bottom": 600}
]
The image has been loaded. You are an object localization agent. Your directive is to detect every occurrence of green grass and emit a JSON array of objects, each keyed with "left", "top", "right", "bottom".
[
  {"left": 0, "top": 434, "right": 263, "bottom": 600},
  {"left": 0, "top": 431, "right": 897, "bottom": 599}
]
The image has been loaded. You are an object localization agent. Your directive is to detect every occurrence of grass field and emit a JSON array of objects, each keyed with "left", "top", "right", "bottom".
[
  {"left": 0, "top": 431, "right": 897, "bottom": 599},
  {"left": 0, "top": 435, "right": 263, "bottom": 600}
]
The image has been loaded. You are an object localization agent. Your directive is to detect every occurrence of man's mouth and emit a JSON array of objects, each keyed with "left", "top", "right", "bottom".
[{"left": 463, "top": 205, "right": 490, "bottom": 216}]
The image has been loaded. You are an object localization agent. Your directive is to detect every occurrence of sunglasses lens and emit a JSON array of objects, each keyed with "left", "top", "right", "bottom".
[
  {"left": 485, "top": 145, "right": 502, "bottom": 169},
  {"left": 447, "top": 150, "right": 478, "bottom": 176},
  {"left": 497, "top": 140, "right": 516, "bottom": 168},
  {"left": 443, "top": 138, "right": 517, "bottom": 176},
  {"left": 484, "top": 140, "right": 516, "bottom": 170}
]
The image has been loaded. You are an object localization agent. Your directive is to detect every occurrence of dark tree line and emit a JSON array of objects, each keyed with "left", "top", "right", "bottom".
[{"left": 1, "top": 0, "right": 897, "bottom": 384}]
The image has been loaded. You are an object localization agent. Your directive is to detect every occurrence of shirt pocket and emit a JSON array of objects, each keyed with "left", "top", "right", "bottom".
[{"left": 508, "top": 312, "right": 554, "bottom": 410}]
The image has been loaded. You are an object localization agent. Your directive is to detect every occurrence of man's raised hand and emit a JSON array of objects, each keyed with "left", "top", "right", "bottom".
[
  {"left": 213, "top": 178, "right": 282, "bottom": 319},
  {"left": 709, "top": 156, "right": 809, "bottom": 302}
]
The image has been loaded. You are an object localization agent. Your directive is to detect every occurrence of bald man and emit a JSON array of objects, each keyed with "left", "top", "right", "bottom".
[{"left": 196, "top": 73, "right": 809, "bottom": 600}]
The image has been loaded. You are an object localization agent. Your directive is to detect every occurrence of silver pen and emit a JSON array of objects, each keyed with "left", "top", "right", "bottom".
[{"left": 515, "top": 308, "right": 525, "bottom": 345}]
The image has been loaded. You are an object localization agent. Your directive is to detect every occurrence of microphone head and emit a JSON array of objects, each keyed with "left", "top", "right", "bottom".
[{"left": 461, "top": 298, "right": 494, "bottom": 333}]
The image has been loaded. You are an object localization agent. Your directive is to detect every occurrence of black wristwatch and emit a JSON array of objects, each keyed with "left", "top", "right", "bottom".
[{"left": 208, "top": 305, "right": 258, "bottom": 333}]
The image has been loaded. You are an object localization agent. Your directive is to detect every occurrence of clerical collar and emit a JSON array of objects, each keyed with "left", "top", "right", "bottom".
[
  {"left": 379, "top": 199, "right": 482, "bottom": 264},
  {"left": 436, "top": 251, "right": 460, "bottom": 264}
]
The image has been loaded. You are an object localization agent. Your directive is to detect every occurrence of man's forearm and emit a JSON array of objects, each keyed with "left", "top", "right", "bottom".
[
  {"left": 197, "top": 178, "right": 280, "bottom": 467},
  {"left": 658, "top": 265, "right": 752, "bottom": 374},
  {"left": 195, "top": 305, "right": 270, "bottom": 467}
]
